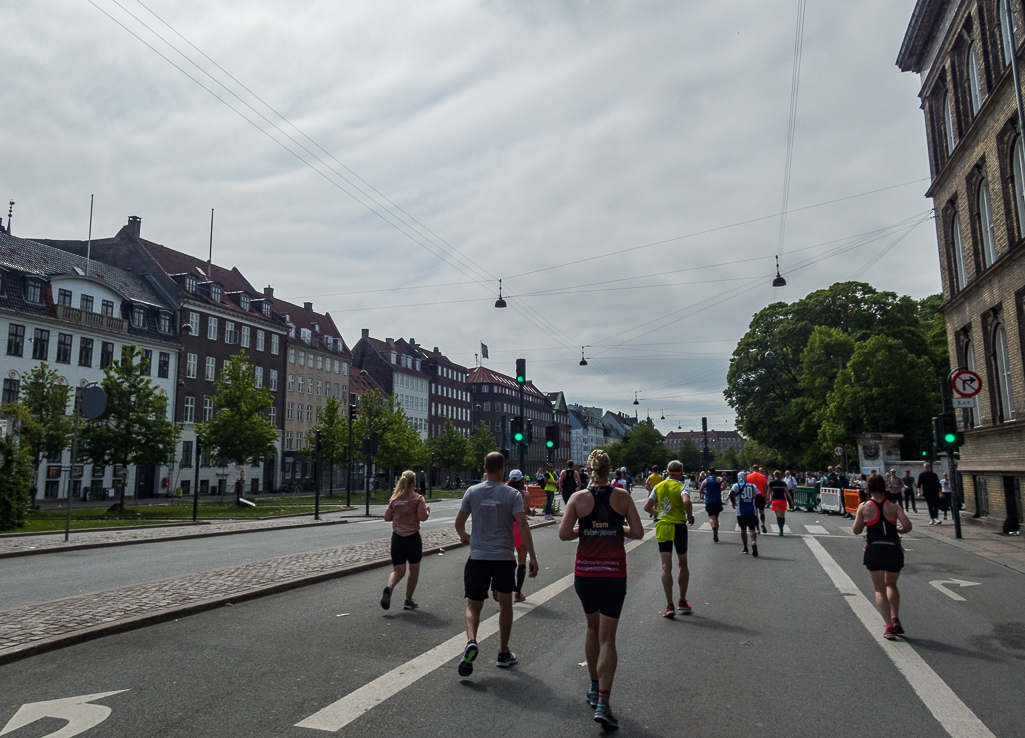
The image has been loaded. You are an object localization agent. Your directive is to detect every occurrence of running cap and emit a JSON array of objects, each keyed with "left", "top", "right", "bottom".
[
  {"left": 508, "top": 470, "right": 524, "bottom": 481},
  {"left": 620, "top": 467, "right": 627, "bottom": 472},
  {"left": 738, "top": 471, "right": 747, "bottom": 483}
]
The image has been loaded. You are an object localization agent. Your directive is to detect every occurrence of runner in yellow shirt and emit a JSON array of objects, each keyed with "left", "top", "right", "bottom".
[
  {"left": 643, "top": 460, "right": 695, "bottom": 618},
  {"left": 644, "top": 465, "right": 663, "bottom": 520}
]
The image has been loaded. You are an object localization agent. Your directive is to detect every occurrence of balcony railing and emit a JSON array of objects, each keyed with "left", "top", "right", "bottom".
[{"left": 55, "top": 304, "right": 127, "bottom": 334}]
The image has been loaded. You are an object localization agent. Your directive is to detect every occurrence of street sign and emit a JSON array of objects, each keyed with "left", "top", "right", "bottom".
[
  {"left": 833, "top": 445, "right": 844, "bottom": 457},
  {"left": 0, "top": 690, "right": 128, "bottom": 737},
  {"left": 953, "top": 397, "right": 977, "bottom": 408},
  {"left": 952, "top": 370, "right": 982, "bottom": 398}
]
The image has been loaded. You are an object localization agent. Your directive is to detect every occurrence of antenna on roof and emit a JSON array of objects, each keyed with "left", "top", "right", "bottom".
[
  {"left": 207, "top": 209, "right": 214, "bottom": 280},
  {"left": 7, "top": 200, "right": 13, "bottom": 235},
  {"left": 85, "top": 195, "right": 94, "bottom": 277}
]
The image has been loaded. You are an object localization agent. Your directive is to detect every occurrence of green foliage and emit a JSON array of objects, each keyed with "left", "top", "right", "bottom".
[
  {"left": 466, "top": 422, "right": 498, "bottom": 470},
  {"left": 427, "top": 418, "right": 469, "bottom": 471},
  {"left": 725, "top": 282, "right": 947, "bottom": 467},
  {"left": 312, "top": 396, "right": 349, "bottom": 466},
  {"left": 79, "top": 345, "right": 180, "bottom": 511},
  {"left": 12, "top": 364, "right": 73, "bottom": 486},
  {"left": 675, "top": 439, "right": 702, "bottom": 472},
  {"left": 198, "top": 351, "right": 278, "bottom": 467},
  {"left": 0, "top": 434, "right": 33, "bottom": 530},
  {"left": 600, "top": 419, "right": 668, "bottom": 475},
  {"left": 715, "top": 446, "right": 741, "bottom": 470},
  {"left": 353, "top": 390, "right": 425, "bottom": 471}
]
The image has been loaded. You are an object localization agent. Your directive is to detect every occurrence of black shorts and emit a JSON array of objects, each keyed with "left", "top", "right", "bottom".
[
  {"left": 657, "top": 524, "right": 689, "bottom": 555},
  {"left": 464, "top": 558, "right": 516, "bottom": 601},
  {"left": 390, "top": 531, "right": 423, "bottom": 566},
  {"left": 705, "top": 502, "right": 724, "bottom": 517},
  {"left": 737, "top": 514, "right": 759, "bottom": 531},
  {"left": 574, "top": 576, "right": 628, "bottom": 619},
  {"left": 754, "top": 495, "right": 766, "bottom": 510},
  {"left": 864, "top": 544, "right": 904, "bottom": 573}
]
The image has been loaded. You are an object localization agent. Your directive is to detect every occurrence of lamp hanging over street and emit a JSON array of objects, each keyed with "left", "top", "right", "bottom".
[
  {"left": 660, "top": 410, "right": 665, "bottom": 420},
  {"left": 633, "top": 391, "right": 639, "bottom": 406},
  {"left": 579, "top": 346, "right": 588, "bottom": 366},
  {"left": 494, "top": 279, "right": 507, "bottom": 309},
  {"left": 772, "top": 255, "right": 787, "bottom": 287}
]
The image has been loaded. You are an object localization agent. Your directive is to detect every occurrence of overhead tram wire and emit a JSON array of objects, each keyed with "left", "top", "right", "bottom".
[{"left": 775, "top": 0, "right": 809, "bottom": 274}]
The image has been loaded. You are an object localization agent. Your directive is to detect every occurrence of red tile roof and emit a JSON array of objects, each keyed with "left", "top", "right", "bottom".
[
  {"left": 270, "top": 297, "right": 350, "bottom": 358},
  {"left": 468, "top": 365, "right": 547, "bottom": 400}
]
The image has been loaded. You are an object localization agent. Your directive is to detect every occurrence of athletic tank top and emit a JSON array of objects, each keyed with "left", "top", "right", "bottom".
[
  {"left": 865, "top": 499, "right": 901, "bottom": 546},
  {"left": 575, "top": 485, "right": 627, "bottom": 578},
  {"left": 703, "top": 476, "right": 722, "bottom": 504},
  {"left": 733, "top": 482, "right": 757, "bottom": 516},
  {"left": 561, "top": 469, "right": 578, "bottom": 494},
  {"left": 768, "top": 479, "right": 789, "bottom": 501}
]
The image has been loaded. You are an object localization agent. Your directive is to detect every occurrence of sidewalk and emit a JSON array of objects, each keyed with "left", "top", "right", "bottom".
[
  {"left": 0, "top": 517, "right": 553, "bottom": 665},
  {"left": 908, "top": 509, "right": 1025, "bottom": 575}
]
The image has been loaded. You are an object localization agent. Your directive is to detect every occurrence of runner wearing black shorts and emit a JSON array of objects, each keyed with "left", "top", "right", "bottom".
[
  {"left": 699, "top": 469, "right": 725, "bottom": 543},
  {"left": 381, "top": 471, "right": 430, "bottom": 611}
]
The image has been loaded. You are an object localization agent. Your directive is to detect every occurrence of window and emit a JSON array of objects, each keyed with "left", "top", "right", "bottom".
[
  {"left": 181, "top": 440, "right": 193, "bottom": 468},
  {"left": 101, "top": 341, "right": 114, "bottom": 368},
  {"left": 6, "top": 324, "right": 25, "bottom": 356},
  {"left": 979, "top": 180, "right": 998, "bottom": 267},
  {"left": 80, "top": 294, "right": 94, "bottom": 312},
  {"left": 224, "top": 321, "right": 236, "bottom": 344},
  {"left": 286, "top": 431, "right": 293, "bottom": 450},
  {"left": 289, "top": 348, "right": 296, "bottom": 364},
  {"left": 308, "top": 377, "right": 313, "bottom": 395},
  {"left": 298, "top": 376, "right": 305, "bottom": 393},
  {"left": 141, "top": 350, "right": 153, "bottom": 375},
  {"left": 268, "top": 405, "right": 276, "bottom": 426},
  {"left": 101, "top": 300, "right": 114, "bottom": 317},
  {"left": 186, "top": 353, "right": 197, "bottom": 379},
  {"left": 205, "top": 357, "right": 216, "bottom": 381},
  {"left": 256, "top": 330, "right": 265, "bottom": 351},
  {"left": 484, "top": 402, "right": 491, "bottom": 411},
  {"left": 299, "top": 351, "right": 305, "bottom": 367},
  {"left": 159, "top": 313, "right": 171, "bottom": 333},
  {"left": 207, "top": 317, "right": 218, "bottom": 340},
  {"left": 288, "top": 374, "right": 295, "bottom": 391},
  {"left": 943, "top": 93, "right": 955, "bottom": 154},
  {"left": 951, "top": 213, "right": 967, "bottom": 291},
  {"left": 240, "top": 295, "right": 250, "bottom": 311},
  {"left": 32, "top": 329, "right": 50, "bottom": 360},
  {"left": 1013, "top": 137, "right": 1025, "bottom": 240},
  {"left": 241, "top": 325, "right": 250, "bottom": 348},
  {"left": 132, "top": 306, "right": 146, "bottom": 328},
  {"left": 316, "top": 356, "right": 323, "bottom": 370},
  {"left": 78, "top": 337, "right": 94, "bottom": 367},
  {"left": 254, "top": 366, "right": 264, "bottom": 388},
  {"left": 287, "top": 402, "right": 294, "bottom": 420},
  {"left": 262, "top": 302, "right": 271, "bottom": 317},
  {"left": 211, "top": 285, "right": 222, "bottom": 302},
  {"left": 334, "top": 360, "right": 339, "bottom": 374},
  {"left": 185, "top": 275, "right": 197, "bottom": 293},
  {"left": 343, "top": 362, "right": 348, "bottom": 375},
  {"left": 2, "top": 378, "right": 19, "bottom": 404},
  {"left": 25, "top": 279, "right": 42, "bottom": 303},
  {"left": 0, "top": 270, "right": 5, "bottom": 295},
  {"left": 203, "top": 397, "right": 214, "bottom": 421},
  {"left": 57, "top": 288, "right": 72, "bottom": 307},
  {"left": 271, "top": 335, "right": 279, "bottom": 355},
  {"left": 965, "top": 338, "right": 981, "bottom": 427},
  {"left": 317, "top": 380, "right": 322, "bottom": 395},
  {"left": 55, "top": 333, "right": 72, "bottom": 364},
  {"left": 994, "top": 324, "right": 1015, "bottom": 421},
  {"left": 307, "top": 406, "right": 314, "bottom": 422},
  {"left": 270, "top": 369, "right": 278, "bottom": 391},
  {"left": 158, "top": 352, "right": 170, "bottom": 379},
  {"left": 184, "top": 396, "right": 196, "bottom": 423},
  {"left": 967, "top": 43, "right": 983, "bottom": 115},
  {"left": 189, "top": 311, "right": 200, "bottom": 336}
]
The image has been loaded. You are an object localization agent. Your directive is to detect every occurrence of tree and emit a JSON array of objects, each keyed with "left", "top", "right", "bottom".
[
  {"left": 715, "top": 446, "right": 741, "bottom": 471},
  {"left": 197, "top": 351, "right": 277, "bottom": 503},
  {"left": 0, "top": 433, "right": 33, "bottom": 531},
  {"left": 466, "top": 422, "right": 497, "bottom": 472},
  {"left": 675, "top": 439, "right": 702, "bottom": 472},
  {"left": 311, "top": 396, "right": 349, "bottom": 494},
  {"left": 79, "top": 345, "right": 180, "bottom": 511},
  {"left": 602, "top": 419, "right": 668, "bottom": 475},
  {"left": 4, "top": 364, "right": 72, "bottom": 495},
  {"left": 428, "top": 419, "right": 469, "bottom": 472},
  {"left": 353, "top": 391, "right": 426, "bottom": 477}
]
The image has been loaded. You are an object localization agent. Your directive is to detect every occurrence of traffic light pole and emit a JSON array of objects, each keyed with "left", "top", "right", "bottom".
[
  {"left": 519, "top": 381, "right": 526, "bottom": 476},
  {"left": 941, "top": 371, "right": 963, "bottom": 540}
]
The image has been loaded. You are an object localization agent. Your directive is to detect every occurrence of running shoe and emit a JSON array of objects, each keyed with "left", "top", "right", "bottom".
[
  {"left": 935, "top": 520, "right": 942, "bottom": 525},
  {"left": 458, "top": 640, "right": 479, "bottom": 677},
  {"left": 883, "top": 625, "right": 898, "bottom": 641},
  {"left": 514, "top": 592, "right": 526, "bottom": 603},
  {"left": 778, "top": 530, "right": 784, "bottom": 537},
  {"left": 593, "top": 704, "right": 619, "bottom": 730},
  {"left": 752, "top": 543, "right": 758, "bottom": 558},
  {"left": 677, "top": 600, "right": 693, "bottom": 614},
  {"left": 496, "top": 651, "right": 518, "bottom": 668},
  {"left": 741, "top": 547, "right": 749, "bottom": 554},
  {"left": 545, "top": 514, "right": 554, "bottom": 520},
  {"left": 380, "top": 586, "right": 392, "bottom": 610},
  {"left": 586, "top": 685, "right": 600, "bottom": 707},
  {"left": 713, "top": 530, "right": 719, "bottom": 543},
  {"left": 403, "top": 599, "right": 418, "bottom": 610},
  {"left": 891, "top": 618, "right": 904, "bottom": 635},
  {"left": 662, "top": 604, "right": 676, "bottom": 619},
  {"left": 761, "top": 524, "right": 767, "bottom": 533}
]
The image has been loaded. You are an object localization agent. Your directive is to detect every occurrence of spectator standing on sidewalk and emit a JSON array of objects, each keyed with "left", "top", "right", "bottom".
[
  {"left": 918, "top": 462, "right": 942, "bottom": 525},
  {"left": 901, "top": 470, "right": 918, "bottom": 513},
  {"left": 940, "top": 472, "right": 953, "bottom": 521},
  {"left": 381, "top": 471, "right": 430, "bottom": 611},
  {"left": 885, "top": 470, "right": 903, "bottom": 505},
  {"left": 783, "top": 470, "right": 798, "bottom": 510}
]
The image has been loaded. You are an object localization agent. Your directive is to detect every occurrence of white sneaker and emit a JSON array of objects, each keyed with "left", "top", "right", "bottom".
[{"left": 545, "top": 514, "right": 553, "bottom": 520}]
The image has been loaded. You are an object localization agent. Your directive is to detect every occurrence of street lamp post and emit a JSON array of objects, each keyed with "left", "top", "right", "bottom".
[
  {"left": 347, "top": 402, "right": 356, "bottom": 507},
  {"left": 193, "top": 435, "right": 202, "bottom": 522}
]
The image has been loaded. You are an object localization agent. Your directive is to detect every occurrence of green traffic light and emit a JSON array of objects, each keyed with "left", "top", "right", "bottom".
[
  {"left": 944, "top": 432, "right": 956, "bottom": 443},
  {"left": 514, "top": 433, "right": 524, "bottom": 442},
  {"left": 517, "top": 375, "right": 524, "bottom": 383},
  {"left": 546, "top": 441, "right": 554, "bottom": 448},
  {"left": 922, "top": 450, "right": 927, "bottom": 457}
]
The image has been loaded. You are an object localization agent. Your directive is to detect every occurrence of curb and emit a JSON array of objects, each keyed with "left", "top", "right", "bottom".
[
  {"left": 0, "top": 519, "right": 557, "bottom": 665},
  {"left": 0, "top": 521, "right": 209, "bottom": 538},
  {"left": 0, "top": 518, "right": 353, "bottom": 560}
]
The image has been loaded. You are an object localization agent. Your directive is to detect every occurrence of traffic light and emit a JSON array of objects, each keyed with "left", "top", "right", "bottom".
[
  {"left": 545, "top": 424, "right": 559, "bottom": 449},
  {"left": 515, "top": 358, "right": 526, "bottom": 385},
  {"left": 511, "top": 417, "right": 525, "bottom": 445}
]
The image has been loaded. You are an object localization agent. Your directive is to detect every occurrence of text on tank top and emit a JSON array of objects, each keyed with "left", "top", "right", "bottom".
[
  {"left": 575, "top": 485, "right": 627, "bottom": 578},
  {"left": 865, "top": 499, "right": 901, "bottom": 546}
]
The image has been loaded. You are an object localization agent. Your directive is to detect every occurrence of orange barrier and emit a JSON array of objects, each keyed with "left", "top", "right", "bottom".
[
  {"left": 528, "top": 485, "right": 547, "bottom": 511},
  {"left": 843, "top": 489, "right": 861, "bottom": 515}
]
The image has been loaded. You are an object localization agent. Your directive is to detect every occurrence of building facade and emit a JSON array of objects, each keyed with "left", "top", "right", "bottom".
[
  {"left": 568, "top": 404, "right": 605, "bottom": 464},
  {"left": 468, "top": 365, "right": 554, "bottom": 470},
  {"left": 899, "top": 0, "right": 1025, "bottom": 530},
  {"left": 665, "top": 429, "right": 745, "bottom": 455},
  {"left": 1, "top": 231, "right": 180, "bottom": 500},
  {"left": 352, "top": 331, "right": 430, "bottom": 439},
  {"left": 410, "top": 342, "right": 471, "bottom": 438}
]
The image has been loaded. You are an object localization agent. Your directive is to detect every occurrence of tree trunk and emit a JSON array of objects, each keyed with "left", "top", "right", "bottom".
[{"left": 118, "top": 468, "right": 128, "bottom": 512}]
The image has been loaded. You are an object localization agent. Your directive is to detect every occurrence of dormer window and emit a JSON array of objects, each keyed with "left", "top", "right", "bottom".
[
  {"left": 415, "top": 360, "right": 421, "bottom": 371},
  {"left": 25, "top": 279, "right": 43, "bottom": 304},
  {"left": 211, "top": 285, "right": 222, "bottom": 302},
  {"left": 158, "top": 312, "right": 171, "bottom": 333},
  {"left": 262, "top": 302, "right": 271, "bottom": 317},
  {"left": 185, "top": 276, "right": 197, "bottom": 293},
  {"left": 0, "top": 269, "right": 6, "bottom": 295},
  {"left": 132, "top": 305, "right": 146, "bottom": 327},
  {"left": 301, "top": 328, "right": 312, "bottom": 345},
  {"left": 240, "top": 295, "right": 250, "bottom": 311}
]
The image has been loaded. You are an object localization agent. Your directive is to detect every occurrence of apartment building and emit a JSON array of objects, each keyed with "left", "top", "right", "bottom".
[{"left": 351, "top": 330, "right": 429, "bottom": 439}]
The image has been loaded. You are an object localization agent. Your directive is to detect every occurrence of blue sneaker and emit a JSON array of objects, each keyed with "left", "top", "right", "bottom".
[
  {"left": 457, "top": 641, "right": 478, "bottom": 677},
  {"left": 586, "top": 686, "right": 599, "bottom": 707},
  {"left": 496, "top": 651, "right": 517, "bottom": 668},
  {"left": 594, "top": 703, "right": 619, "bottom": 729}
]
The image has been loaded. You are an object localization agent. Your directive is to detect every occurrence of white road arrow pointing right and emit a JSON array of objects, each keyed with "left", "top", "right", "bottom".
[
  {"left": 0, "top": 690, "right": 128, "bottom": 738},
  {"left": 929, "top": 578, "right": 981, "bottom": 602}
]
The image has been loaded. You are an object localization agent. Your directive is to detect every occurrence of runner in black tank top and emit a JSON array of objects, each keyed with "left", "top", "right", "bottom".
[{"left": 853, "top": 473, "right": 912, "bottom": 640}]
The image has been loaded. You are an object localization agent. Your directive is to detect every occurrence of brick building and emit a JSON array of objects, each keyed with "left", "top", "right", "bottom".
[
  {"left": 899, "top": 0, "right": 1025, "bottom": 530},
  {"left": 665, "top": 429, "right": 745, "bottom": 455},
  {"left": 407, "top": 341, "right": 471, "bottom": 438},
  {"left": 351, "top": 331, "right": 430, "bottom": 439},
  {"left": 468, "top": 365, "right": 554, "bottom": 472}
]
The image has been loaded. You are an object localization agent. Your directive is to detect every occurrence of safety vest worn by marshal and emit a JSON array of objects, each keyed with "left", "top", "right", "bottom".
[{"left": 544, "top": 471, "right": 559, "bottom": 492}]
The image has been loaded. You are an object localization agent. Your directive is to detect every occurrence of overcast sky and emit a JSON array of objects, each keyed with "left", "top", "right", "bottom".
[{"left": 1, "top": 0, "right": 933, "bottom": 435}]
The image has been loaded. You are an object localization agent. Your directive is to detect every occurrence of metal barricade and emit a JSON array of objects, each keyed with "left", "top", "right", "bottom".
[
  {"left": 843, "top": 489, "right": 862, "bottom": 517},
  {"left": 793, "top": 486, "right": 818, "bottom": 511},
  {"left": 819, "top": 486, "right": 843, "bottom": 514}
]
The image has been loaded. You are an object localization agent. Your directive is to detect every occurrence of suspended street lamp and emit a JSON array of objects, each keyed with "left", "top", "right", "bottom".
[
  {"left": 494, "top": 279, "right": 507, "bottom": 309},
  {"left": 579, "top": 347, "right": 588, "bottom": 366},
  {"left": 772, "top": 255, "right": 787, "bottom": 287}
]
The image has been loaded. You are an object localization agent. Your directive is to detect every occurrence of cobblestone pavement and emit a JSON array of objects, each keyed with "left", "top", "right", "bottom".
[{"left": 0, "top": 520, "right": 548, "bottom": 663}]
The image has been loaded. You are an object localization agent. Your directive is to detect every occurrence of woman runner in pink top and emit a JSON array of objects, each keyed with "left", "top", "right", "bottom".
[{"left": 381, "top": 470, "right": 430, "bottom": 611}]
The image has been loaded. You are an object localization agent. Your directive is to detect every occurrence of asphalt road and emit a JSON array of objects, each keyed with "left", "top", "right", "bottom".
[
  {"left": 0, "top": 499, "right": 466, "bottom": 610},
  {"left": 1, "top": 496, "right": 1022, "bottom": 737}
]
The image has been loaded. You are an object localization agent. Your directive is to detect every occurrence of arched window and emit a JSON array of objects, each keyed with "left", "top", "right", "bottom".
[
  {"left": 968, "top": 43, "right": 983, "bottom": 114},
  {"left": 978, "top": 179, "right": 998, "bottom": 267},
  {"left": 952, "top": 212, "right": 967, "bottom": 290},
  {"left": 944, "top": 93, "right": 956, "bottom": 154},
  {"left": 993, "top": 324, "right": 1015, "bottom": 421},
  {"left": 964, "top": 338, "right": 981, "bottom": 426},
  {"left": 1013, "top": 135, "right": 1025, "bottom": 239},
  {"left": 1001, "top": 2, "right": 1021, "bottom": 67}
]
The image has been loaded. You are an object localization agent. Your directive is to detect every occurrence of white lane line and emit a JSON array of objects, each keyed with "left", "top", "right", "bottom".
[
  {"left": 698, "top": 522, "right": 713, "bottom": 531},
  {"left": 802, "top": 536, "right": 996, "bottom": 738},
  {"left": 805, "top": 525, "right": 829, "bottom": 536},
  {"left": 297, "top": 527, "right": 654, "bottom": 733}
]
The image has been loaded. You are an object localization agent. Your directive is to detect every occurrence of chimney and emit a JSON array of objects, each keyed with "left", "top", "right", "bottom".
[
  {"left": 434, "top": 347, "right": 439, "bottom": 353},
  {"left": 264, "top": 286, "right": 274, "bottom": 300},
  {"left": 386, "top": 337, "right": 394, "bottom": 346},
  {"left": 304, "top": 301, "right": 313, "bottom": 311},
  {"left": 409, "top": 338, "right": 416, "bottom": 346},
  {"left": 126, "top": 216, "right": 141, "bottom": 239},
  {"left": 362, "top": 328, "right": 369, "bottom": 340}
]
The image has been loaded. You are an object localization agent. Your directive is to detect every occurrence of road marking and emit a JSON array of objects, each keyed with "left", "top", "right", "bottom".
[
  {"left": 297, "top": 527, "right": 654, "bottom": 732},
  {"left": 699, "top": 522, "right": 713, "bottom": 531},
  {"left": 0, "top": 690, "right": 128, "bottom": 738},
  {"left": 929, "top": 579, "right": 981, "bottom": 602},
  {"left": 805, "top": 525, "right": 829, "bottom": 535},
  {"left": 803, "top": 536, "right": 995, "bottom": 738}
]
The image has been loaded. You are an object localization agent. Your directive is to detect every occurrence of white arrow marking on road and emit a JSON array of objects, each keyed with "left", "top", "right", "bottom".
[
  {"left": 0, "top": 690, "right": 128, "bottom": 738},
  {"left": 929, "top": 579, "right": 981, "bottom": 602}
]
